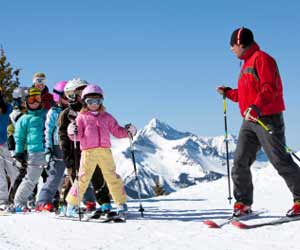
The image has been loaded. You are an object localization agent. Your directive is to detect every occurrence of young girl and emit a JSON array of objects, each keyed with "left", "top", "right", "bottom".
[
  {"left": 7, "top": 87, "right": 29, "bottom": 204},
  {"left": 59, "top": 78, "right": 110, "bottom": 213},
  {"left": 66, "top": 84, "right": 137, "bottom": 217},
  {"left": 13, "top": 88, "right": 47, "bottom": 211},
  {"left": 36, "top": 81, "right": 69, "bottom": 212},
  {"left": 0, "top": 89, "right": 17, "bottom": 210}
]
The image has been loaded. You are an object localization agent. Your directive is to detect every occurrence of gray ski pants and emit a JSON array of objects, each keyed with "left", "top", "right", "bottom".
[
  {"left": 37, "top": 146, "right": 65, "bottom": 205},
  {"left": 14, "top": 152, "right": 46, "bottom": 207},
  {"left": 232, "top": 113, "right": 300, "bottom": 205},
  {"left": 0, "top": 144, "right": 19, "bottom": 204}
]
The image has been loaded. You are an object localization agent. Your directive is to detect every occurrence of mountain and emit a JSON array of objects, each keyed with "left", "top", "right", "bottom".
[{"left": 112, "top": 118, "right": 267, "bottom": 198}]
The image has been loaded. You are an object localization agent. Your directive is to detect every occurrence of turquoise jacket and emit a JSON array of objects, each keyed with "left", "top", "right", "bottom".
[
  {"left": 14, "top": 109, "right": 47, "bottom": 154},
  {"left": 45, "top": 106, "right": 64, "bottom": 149}
]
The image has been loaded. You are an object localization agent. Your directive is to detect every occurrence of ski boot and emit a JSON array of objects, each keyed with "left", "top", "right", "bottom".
[
  {"left": 35, "top": 203, "right": 54, "bottom": 212},
  {"left": 35, "top": 204, "right": 44, "bottom": 212},
  {"left": 89, "top": 203, "right": 113, "bottom": 219},
  {"left": 7, "top": 204, "right": 31, "bottom": 213},
  {"left": 0, "top": 202, "right": 8, "bottom": 211},
  {"left": 85, "top": 201, "right": 96, "bottom": 212},
  {"left": 116, "top": 203, "right": 128, "bottom": 217},
  {"left": 66, "top": 204, "right": 83, "bottom": 218},
  {"left": 286, "top": 201, "right": 300, "bottom": 217},
  {"left": 43, "top": 203, "right": 54, "bottom": 212},
  {"left": 233, "top": 202, "right": 252, "bottom": 217},
  {"left": 101, "top": 203, "right": 112, "bottom": 213}
]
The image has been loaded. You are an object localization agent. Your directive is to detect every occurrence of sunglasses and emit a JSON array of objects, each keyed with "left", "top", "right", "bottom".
[
  {"left": 27, "top": 95, "right": 42, "bottom": 104},
  {"left": 85, "top": 98, "right": 103, "bottom": 106}
]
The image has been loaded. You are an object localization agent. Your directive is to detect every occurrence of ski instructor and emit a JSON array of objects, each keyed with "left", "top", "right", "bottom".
[{"left": 217, "top": 27, "right": 300, "bottom": 217}]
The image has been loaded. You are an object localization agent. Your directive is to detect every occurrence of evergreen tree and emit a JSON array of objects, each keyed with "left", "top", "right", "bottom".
[
  {"left": 0, "top": 46, "right": 21, "bottom": 102},
  {"left": 153, "top": 178, "right": 166, "bottom": 196}
]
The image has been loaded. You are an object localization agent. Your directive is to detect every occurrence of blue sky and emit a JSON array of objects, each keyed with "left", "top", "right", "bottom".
[{"left": 1, "top": 0, "right": 300, "bottom": 149}]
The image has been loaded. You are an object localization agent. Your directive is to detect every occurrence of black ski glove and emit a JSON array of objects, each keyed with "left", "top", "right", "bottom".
[
  {"left": 14, "top": 152, "right": 26, "bottom": 165},
  {"left": 45, "top": 148, "right": 54, "bottom": 163}
]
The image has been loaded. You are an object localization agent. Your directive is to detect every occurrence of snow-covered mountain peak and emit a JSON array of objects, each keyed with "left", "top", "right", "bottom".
[
  {"left": 114, "top": 118, "right": 268, "bottom": 198},
  {"left": 139, "top": 118, "right": 191, "bottom": 141}
]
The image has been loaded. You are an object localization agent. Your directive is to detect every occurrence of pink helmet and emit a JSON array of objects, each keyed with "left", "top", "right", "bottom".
[
  {"left": 53, "top": 81, "right": 68, "bottom": 103},
  {"left": 81, "top": 84, "right": 104, "bottom": 99}
]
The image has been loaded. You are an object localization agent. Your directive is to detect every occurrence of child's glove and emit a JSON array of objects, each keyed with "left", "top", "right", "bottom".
[
  {"left": 45, "top": 148, "right": 53, "bottom": 163},
  {"left": 14, "top": 152, "right": 26, "bottom": 164},
  {"left": 67, "top": 122, "right": 78, "bottom": 136},
  {"left": 125, "top": 123, "right": 137, "bottom": 136}
]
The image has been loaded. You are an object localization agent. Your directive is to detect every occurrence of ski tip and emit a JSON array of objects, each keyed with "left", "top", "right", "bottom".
[
  {"left": 231, "top": 220, "right": 249, "bottom": 229},
  {"left": 203, "top": 220, "right": 221, "bottom": 228}
]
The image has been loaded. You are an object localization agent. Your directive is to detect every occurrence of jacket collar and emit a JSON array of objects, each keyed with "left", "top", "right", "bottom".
[
  {"left": 28, "top": 109, "right": 42, "bottom": 115},
  {"left": 240, "top": 42, "right": 260, "bottom": 61}
]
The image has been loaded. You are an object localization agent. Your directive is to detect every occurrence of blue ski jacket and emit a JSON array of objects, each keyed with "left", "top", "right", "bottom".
[
  {"left": 0, "top": 104, "right": 12, "bottom": 145},
  {"left": 14, "top": 108, "right": 47, "bottom": 154},
  {"left": 45, "top": 106, "right": 64, "bottom": 150}
]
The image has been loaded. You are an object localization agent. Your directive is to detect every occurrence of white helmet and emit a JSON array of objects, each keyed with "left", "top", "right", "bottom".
[
  {"left": 64, "top": 78, "right": 88, "bottom": 101},
  {"left": 12, "top": 87, "right": 28, "bottom": 100}
]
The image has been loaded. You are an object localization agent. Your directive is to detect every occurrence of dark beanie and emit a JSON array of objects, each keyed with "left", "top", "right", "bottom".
[{"left": 230, "top": 27, "right": 254, "bottom": 47}]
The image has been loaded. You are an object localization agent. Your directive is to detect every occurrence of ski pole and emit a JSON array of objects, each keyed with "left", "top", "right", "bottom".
[
  {"left": 73, "top": 124, "right": 82, "bottom": 221},
  {"left": 128, "top": 132, "right": 144, "bottom": 217},
  {"left": 223, "top": 94, "right": 233, "bottom": 204},
  {"left": 0, "top": 154, "right": 46, "bottom": 169},
  {"left": 256, "top": 118, "right": 300, "bottom": 163}
]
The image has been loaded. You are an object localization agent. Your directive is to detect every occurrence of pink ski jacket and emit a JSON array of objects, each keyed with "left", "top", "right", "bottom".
[{"left": 74, "top": 111, "right": 128, "bottom": 150}]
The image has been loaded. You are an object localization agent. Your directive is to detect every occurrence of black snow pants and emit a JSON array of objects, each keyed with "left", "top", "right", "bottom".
[{"left": 232, "top": 113, "right": 300, "bottom": 205}]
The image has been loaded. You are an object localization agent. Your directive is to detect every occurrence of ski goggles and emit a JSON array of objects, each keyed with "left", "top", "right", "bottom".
[
  {"left": 65, "top": 88, "right": 84, "bottom": 101},
  {"left": 27, "top": 95, "right": 42, "bottom": 104},
  {"left": 33, "top": 78, "right": 46, "bottom": 84},
  {"left": 85, "top": 97, "right": 103, "bottom": 106}
]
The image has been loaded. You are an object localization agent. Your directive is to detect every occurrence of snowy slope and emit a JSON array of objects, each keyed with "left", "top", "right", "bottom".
[
  {"left": 1, "top": 158, "right": 300, "bottom": 250},
  {"left": 112, "top": 118, "right": 267, "bottom": 198}
]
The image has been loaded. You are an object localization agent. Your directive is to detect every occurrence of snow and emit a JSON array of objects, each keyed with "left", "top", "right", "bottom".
[{"left": 1, "top": 160, "right": 300, "bottom": 250}]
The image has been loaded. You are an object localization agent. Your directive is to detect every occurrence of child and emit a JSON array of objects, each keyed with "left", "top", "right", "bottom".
[
  {"left": 12, "top": 88, "right": 47, "bottom": 211},
  {"left": 66, "top": 84, "right": 137, "bottom": 217},
  {"left": 58, "top": 78, "right": 100, "bottom": 212},
  {"left": 32, "top": 72, "right": 53, "bottom": 110},
  {"left": 59, "top": 79, "right": 112, "bottom": 213},
  {"left": 7, "top": 87, "right": 29, "bottom": 203},
  {"left": 0, "top": 89, "right": 17, "bottom": 210},
  {"left": 36, "top": 81, "right": 69, "bottom": 212}
]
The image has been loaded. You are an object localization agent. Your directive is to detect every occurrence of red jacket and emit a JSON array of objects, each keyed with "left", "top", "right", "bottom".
[{"left": 226, "top": 42, "right": 285, "bottom": 117}]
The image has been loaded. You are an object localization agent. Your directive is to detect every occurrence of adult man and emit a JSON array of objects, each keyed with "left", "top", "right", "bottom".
[{"left": 217, "top": 27, "right": 300, "bottom": 217}]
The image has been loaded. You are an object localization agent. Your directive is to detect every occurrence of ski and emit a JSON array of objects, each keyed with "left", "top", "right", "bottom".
[
  {"left": 231, "top": 215, "right": 300, "bottom": 229},
  {"left": 0, "top": 210, "right": 12, "bottom": 216},
  {"left": 203, "top": 209, "right": 267, "bottom": 228},
  {"left": 53, "top": 211, "right": 126, "bottom": 223},
  {"left": 84, "top": 211, "right": 126, "bottom": 223}
]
